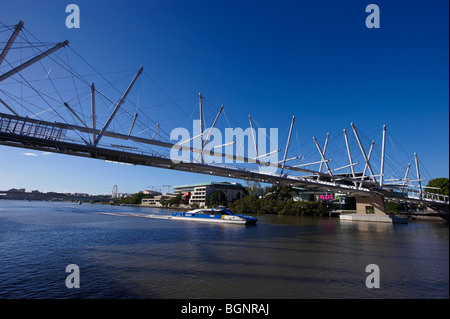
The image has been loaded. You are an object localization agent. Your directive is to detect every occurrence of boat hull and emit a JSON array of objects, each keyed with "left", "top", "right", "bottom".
[
  {"left": 171, "top": 210, "right": 257, "bottom": 225},
  {"left": 171, "top": 216, "right": 250, "bottom": 224}
]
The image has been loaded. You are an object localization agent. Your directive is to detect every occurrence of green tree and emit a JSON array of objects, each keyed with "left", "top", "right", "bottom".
[
  {"left": 384, "top": 201, "right": 406, "bottom": 214},
  {"left": 160, "top": 199, "right": 169, "bottom": 208},
  {"left": 168, "top": 194, "right": 182, "bottom": 207},
  {"left": 264, "top": 185, "right": 293, "bottom": 201},
  {"left": 114, "top": 192, "right": 158, "bottom": 205},
  {"left": 208, "top": 191, "right": 227, "bottom": 207},
  {"left": 228, "top": 195, "right": 259, "bottom": 214},
  {"left": 425, "top": 178, "right": 449, "bottom": 196},
  {"left": 115, "top": 192, "right": 144, "bottom": 205},
  {"left": 228, "top": 195, "right": 330, "bottom": 216}
]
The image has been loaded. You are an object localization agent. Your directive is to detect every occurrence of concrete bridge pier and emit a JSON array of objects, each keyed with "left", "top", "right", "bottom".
[
  {"left": 340, "top": 195, "right": 408, "bottom": 223},
  {"left": 355, "top": 195, "right": 386, "bottom": 215}
]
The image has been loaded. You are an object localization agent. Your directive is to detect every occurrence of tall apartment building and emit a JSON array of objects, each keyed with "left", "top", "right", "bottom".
[{"left": 173, "top": 182, "right": 245, "bottom": 207}]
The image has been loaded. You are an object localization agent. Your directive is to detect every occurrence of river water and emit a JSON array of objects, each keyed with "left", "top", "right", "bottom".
[{"left": 0, "top": 200, "right": 448, "bottom": 299}]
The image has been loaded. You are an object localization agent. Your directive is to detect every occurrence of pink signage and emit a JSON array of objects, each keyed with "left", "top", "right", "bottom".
[{"left": 319, "top": 194, "right": 341, "bottom": 200}]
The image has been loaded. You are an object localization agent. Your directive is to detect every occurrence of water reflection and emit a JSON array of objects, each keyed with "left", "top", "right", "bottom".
[{"left": 339, "top": 219, "right": 396, "bottom": 233}]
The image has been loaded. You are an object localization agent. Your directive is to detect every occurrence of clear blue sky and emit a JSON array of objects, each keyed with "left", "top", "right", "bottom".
[{"left": 0, "top": 0, "right": 448, "bottom": 195}]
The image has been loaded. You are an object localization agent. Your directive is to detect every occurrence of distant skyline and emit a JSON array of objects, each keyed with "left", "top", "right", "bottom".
[{"left": 0, "top": 0, "right": 448, "bottom": 195}]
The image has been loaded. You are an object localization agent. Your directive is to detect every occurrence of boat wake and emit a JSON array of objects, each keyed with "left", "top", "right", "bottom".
[{"left": 96, "top": 212, "right": 172, "bottom": 220}]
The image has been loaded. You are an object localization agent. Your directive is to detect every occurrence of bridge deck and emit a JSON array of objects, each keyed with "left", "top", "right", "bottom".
[{"left": 1, "top": 112, "right": 448, "bottom": 207}]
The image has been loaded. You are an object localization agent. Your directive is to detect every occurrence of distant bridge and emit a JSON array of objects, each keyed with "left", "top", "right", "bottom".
[
  {"left": 0, "top": 189, "right": 110, "bottom": 202},
  {"left": 0, "top": 20, "right": 448, "bottom": 215}
]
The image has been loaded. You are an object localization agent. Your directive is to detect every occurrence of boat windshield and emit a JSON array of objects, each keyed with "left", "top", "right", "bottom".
[
  {"left": 195, "top": 210, "right": 224, "bottom": 215},
  {"left": 213, "top": 208, "right": 234, "bottom": 215},
  {"left": 194, "top": 208, "right": 236, "bottom": 216}
]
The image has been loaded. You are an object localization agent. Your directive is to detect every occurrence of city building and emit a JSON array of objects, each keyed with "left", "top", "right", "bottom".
[
  {"left": 173, "top": 182, "right": 245, "bottom": 208},
  {"left": 141, "top": 193, "right": 176, "bottom": 207},
  {"left": 142, "top": 190, "right": 162, "bottom": 196}
]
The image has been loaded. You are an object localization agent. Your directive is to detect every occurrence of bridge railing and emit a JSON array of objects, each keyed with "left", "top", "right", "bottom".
[
  {"left": 422, "top": 191, "right": 449, "bottom": 204},
  {"left": 404, "top": 190, "right": 449, "bottom": 204},
  {"left": 0, "top": 113, "right": 66, "bottom": 142}
]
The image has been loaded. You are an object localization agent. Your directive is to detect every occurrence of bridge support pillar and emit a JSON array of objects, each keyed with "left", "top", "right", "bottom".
[{"left": 356, "top": 196, "right": 386, "bottom": 215}]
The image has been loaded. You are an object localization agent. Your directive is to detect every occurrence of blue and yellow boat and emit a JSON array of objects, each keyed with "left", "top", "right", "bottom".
[{"left": 171, "top": 207, "right": 257, "bottom": 225}]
